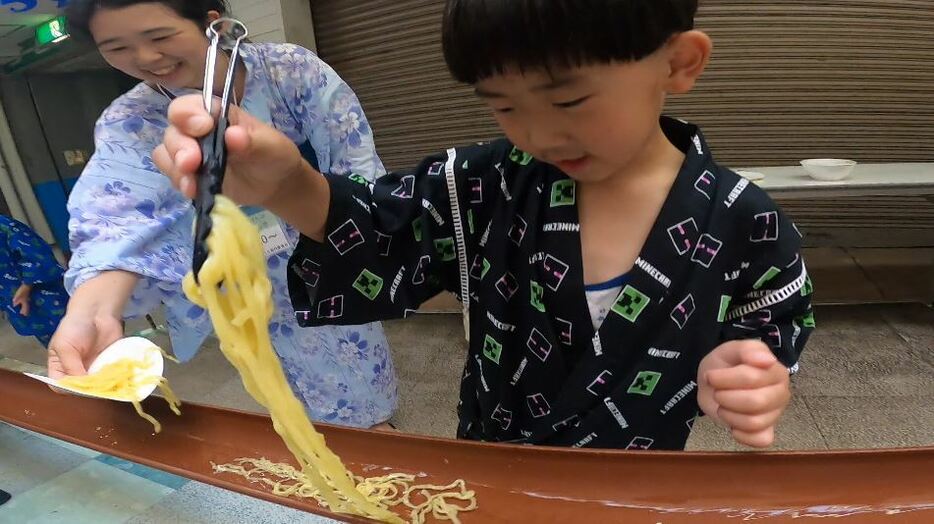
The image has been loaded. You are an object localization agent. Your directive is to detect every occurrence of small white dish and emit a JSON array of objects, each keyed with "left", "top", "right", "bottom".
[
  {"left": 800, "top": 159, "right": 858, "bottom": 181},
  {"left": 25, "top": 337, "right": 164, "bottom": 402},
  {"left": 736, "top": 170, "right": 766, "bottom": 182}
]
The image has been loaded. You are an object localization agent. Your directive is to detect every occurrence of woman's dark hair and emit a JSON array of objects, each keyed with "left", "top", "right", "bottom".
[
  {"left": 442, "top": 0, "right": 699, "bottom": 84},
  {"left": 66, "top": 0, "right": 230, "bottom": 40}
]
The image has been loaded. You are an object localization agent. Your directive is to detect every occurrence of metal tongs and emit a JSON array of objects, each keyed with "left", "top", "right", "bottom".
[{"left": 192, "top": 18, "right": 249, "bottom": 283}]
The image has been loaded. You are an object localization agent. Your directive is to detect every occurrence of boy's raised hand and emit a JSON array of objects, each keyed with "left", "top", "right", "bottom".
[
  {"left": 153, "top": 94, "right": 305, "bottom": 208},
  {"left": 697, "top": 340, "right": 792, "bottom": 448}
]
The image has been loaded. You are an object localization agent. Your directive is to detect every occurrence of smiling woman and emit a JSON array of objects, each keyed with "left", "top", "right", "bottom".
[
  {"left": 50, "top": 0, "right": 399, "bottom": 431},
  {"left": 67, "top": 0, "right": 230, "bottom": 90}
]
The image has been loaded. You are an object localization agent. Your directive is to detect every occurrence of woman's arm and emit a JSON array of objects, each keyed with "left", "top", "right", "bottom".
[{"left": 48, "top": 270, "right": 138, "bottom": 379}]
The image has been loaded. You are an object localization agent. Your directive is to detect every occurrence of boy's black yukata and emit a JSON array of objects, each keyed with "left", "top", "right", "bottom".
[{"left": 288, "top": 117, "right": 814, "bottom": 450}]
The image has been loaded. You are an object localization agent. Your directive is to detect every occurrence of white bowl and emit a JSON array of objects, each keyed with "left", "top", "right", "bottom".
[
  {"left": 25, "top": 337, "right": 164, "bottom": 401},
  {"left": 800, "top": 159, "right": 857, "bottom": 181},
  {"left": 88, "top": 337, "right": 165, "bottom": 401}
]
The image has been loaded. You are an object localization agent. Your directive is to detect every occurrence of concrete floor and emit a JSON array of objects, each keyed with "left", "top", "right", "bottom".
[{"left": 1, "top": 303, "right": 932, "bottom": 522}]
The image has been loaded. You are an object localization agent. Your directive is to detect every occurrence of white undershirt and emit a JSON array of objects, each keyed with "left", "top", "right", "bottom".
[{"left": 584, "top": 274, "right": 631, "bottom": 331}]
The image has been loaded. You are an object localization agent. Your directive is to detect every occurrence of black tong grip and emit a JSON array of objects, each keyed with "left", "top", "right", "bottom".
[{"left": 192, "top": 116, "right": 229, "bottom": 282}]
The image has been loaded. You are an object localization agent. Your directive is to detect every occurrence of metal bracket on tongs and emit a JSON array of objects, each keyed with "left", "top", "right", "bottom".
[{"left": 192, "top": 18, "right": 249, "bottom": 283}]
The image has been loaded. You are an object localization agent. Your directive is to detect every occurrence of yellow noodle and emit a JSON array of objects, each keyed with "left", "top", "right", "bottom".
[
  {"left": 212, "top": 458, "right": 477, "bottom": 524},
  {"left": 184, "top": 197, "right": 477, "bottom": 523},
  {"left": 58, "top": 352, "right": 181, "bottom": 433}
]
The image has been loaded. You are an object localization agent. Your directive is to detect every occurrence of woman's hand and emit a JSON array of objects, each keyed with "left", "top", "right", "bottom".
[
  {"left": 48, "top": 311, "right": 123, "bottom": 380},
  {"left": 47, "top": 271, "right": 138, "bottom": 381}
]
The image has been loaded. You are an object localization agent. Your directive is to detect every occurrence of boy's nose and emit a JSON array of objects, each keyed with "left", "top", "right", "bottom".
[{"left": 525, "top": 127, "right": 570, "bottom": 155}]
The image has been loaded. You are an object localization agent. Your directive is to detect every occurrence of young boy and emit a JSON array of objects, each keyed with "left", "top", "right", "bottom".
[{"left": 157, "top": 0, "right": 814, "bottom": 450}]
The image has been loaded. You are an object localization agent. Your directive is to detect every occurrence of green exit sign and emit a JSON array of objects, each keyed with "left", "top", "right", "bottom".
[{"left": 36, "top": 16, "right": 70, "bottom": 47}]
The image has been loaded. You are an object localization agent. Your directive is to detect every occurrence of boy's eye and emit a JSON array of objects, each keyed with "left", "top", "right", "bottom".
[
  {"left": 492, "top": 107, "right": 514, "bottom": 114},
  {"left": 152, "top": 34, "right": 174, "bottom": 42},
  {"left": 103, "top": 46, "right": 127, "bottom": 53},
  {"left": 554, "top": 96, "right": 591, "bottom": 109}
]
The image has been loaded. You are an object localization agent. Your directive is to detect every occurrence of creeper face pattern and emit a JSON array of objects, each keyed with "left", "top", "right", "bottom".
[
  {"left": 509, "top": 146, "right": 534, "bottom": 166},
  {"left": 530, "top": 280, "right": 546, "bottom": 312},
  {"left": 802, "top": 275, "right": 814, "bottom": 297},
  {"left": 628, "top": 371, "right": 662, "bottom": 396},
  {"left": 800, "top": 311, "right": 817, "bottom": 328},
  {"left": 434, "top": 237, "right": 457, "bottom": 262},
  {"left": 753, "top": 266, "right": 782, "bottom": 290},
  {"left": 551, "top": 179, "right": 576, "bottom": 207},
  {"left": 348, "top": 173, "right": 369, "bottom": 186},
  {"left": 352, "top": 269, "right": 384, "bottom": 301},
  {"left": 483, "top": 335, "right": 503, "bottom": 364},
  {"left": 717, "top": 295, "right": 732, "bottom": 322},
  {"left": 413, "top": 216, "right": 424, "bottom": 242},
  {"left": 611, "top": 285, "right": 651, "bottom": 323}
]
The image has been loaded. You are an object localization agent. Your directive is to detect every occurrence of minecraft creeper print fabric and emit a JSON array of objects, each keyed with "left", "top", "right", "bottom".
[{"left": 289, "top": 117, "right": 814, "bottom": 450}]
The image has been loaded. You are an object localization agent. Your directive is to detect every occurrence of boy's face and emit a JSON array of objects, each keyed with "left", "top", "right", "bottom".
[{"left": 474, "top": 52, "right": 675, "bottom": 183}]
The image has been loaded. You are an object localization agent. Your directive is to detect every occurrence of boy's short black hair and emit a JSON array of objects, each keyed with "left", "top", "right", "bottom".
[
  {"left": 66, "top": 0, "right": 230, "bottom": 41},
  {"left": 442, "top": 0, "right": 699, "bottom": 84}
]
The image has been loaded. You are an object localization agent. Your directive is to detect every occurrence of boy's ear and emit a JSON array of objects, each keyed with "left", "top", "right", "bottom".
[{"left": 664, "top": 30, "right": 712, "bottom": 95}]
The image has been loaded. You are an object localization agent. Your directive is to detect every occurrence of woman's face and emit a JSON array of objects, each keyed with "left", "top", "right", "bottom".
[{"left": 90, "top": 3, "right": 219, "bottom": 89}]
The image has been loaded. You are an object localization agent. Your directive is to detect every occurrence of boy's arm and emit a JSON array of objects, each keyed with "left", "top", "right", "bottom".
[
  {"left": 288, "top": 145, "right": 496, "bottom": 327},
  {"left": 698, "top": 202, "right": 811, "bottom": 448},
  {"left": 266, "top": 161, "right": 332, "bottom": 242},
  {"left": 720, "top": 205, "right": 814, "bottom": 372}
]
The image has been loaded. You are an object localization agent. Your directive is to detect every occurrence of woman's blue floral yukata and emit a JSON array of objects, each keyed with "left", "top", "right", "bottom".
[
  {"left": 66, "top": 43, "right": 397, "bottom": 428},
  {"left": 0, "top": 216, "right": 68, "bottom": 347}
]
